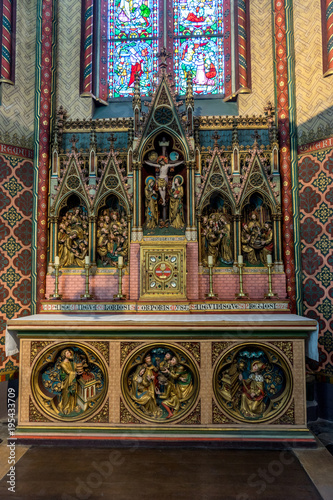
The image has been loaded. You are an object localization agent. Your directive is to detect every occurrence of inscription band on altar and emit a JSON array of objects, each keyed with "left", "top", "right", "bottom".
[{"left": 40, "top": 301, "right": 289, "bottom": 313}]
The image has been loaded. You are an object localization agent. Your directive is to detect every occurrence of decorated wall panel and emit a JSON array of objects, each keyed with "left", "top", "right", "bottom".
[
  {"left": 19, "top": 336, "right": 307, "bottom": 433},
  {"left": 238, "top": 0, "right": 274, "bottom": 117},
  {"left": 299, "top": 142, "right": 333, "bottom": 374},
  {"left": 31, "top": 342, "right": 108, "bottom": 420},
  {"left": 0, "top": 153, "right": 33, "bottom": 380},
  {"left": 0, "top": 0, "right": 36, "bottom": 139},
  {"left": 57, "top": 0, "right": 92, "bottom": 119},
  {"left": 294, "top": 0, "right": 333, "bottom": 145}
]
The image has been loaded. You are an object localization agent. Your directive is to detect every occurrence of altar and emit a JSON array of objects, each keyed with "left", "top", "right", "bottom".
[
  {"left": 7, "top": 312, "right": 317, "bottom": 445},
  {"left": 8, "top": 66, "right": 319, "bottom": 447}
]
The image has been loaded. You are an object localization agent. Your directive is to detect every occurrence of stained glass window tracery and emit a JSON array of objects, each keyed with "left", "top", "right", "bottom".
[
  {"left": 173, "top": 0, "right": 224, "bottom": 95},
  {"left": 107, "top": 0, "right": 225, "bottom": 98},
  {"left": 108, "top": 0, "right": 159, "bottom": 97}
]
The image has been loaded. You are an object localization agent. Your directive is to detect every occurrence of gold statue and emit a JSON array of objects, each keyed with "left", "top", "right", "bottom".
[
  {"left": 130, "top": 365, "right": 161, "bottom": 418},
  {"left": 144, "top": 176, "right": 159, "bottom": 229},
  {"left": 260, "top": 221, "right": 274, "bottom": 265},
  {"left": 241, "top": 223, "right": 257, "bottom": 264},
  {"left": 125, "top": 347, "right": 197, "bottom": 421},
  {"left": 145, "top": 155, "right": 183, "bottom": 206},
  {"left": 169, "top": 175, "right": 185, "bottom": 229},
  {"left": 157, "top": 356, "right": 193, "bottom": 418},
  {"left": 219, "top": 215, "right": 233, "bottom": 264},
  {"left": 57, "top": 348, "right": 83, "bottom": 415},
  {"left": 201, "top": 212, "right": 233, "bottom": 266},
  {"left": 58, "top": 207, "right": 89, "bottom": 267},
  {"left": 96, "top": 207, "right": 128, "bottom": 266},
  {"left": 239, "top": 360, "right": 266, "bottom": 418}
]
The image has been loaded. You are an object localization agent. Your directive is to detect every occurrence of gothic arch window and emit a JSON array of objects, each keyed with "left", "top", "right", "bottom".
[{"left": 80, "top": 0, "right": 251, "bottom": 103}]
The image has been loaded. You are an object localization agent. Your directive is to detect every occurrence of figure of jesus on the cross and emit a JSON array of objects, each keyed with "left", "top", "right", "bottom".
[
  {"left": 144, "top": 137, "right": 183, "bottom": 206},
  {"left": 145, "top": 155, "right": 183, "bottom": 206}
]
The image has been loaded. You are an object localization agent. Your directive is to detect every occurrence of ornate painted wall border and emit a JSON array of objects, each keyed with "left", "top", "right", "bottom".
[
  {"left": 272, "top": 0, "right": 301, "bottom": 314},
  {"left": 32, "top": 0, "right": 57, "bottom": 313},
  {"left": 321, "top": 0, "right": 333, "bottom": 77}
]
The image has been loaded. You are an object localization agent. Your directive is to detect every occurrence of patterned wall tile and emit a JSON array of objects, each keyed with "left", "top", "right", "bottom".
[
  {"left": 238, "top": 0, "right": 274, "bottom": 117},
  {"left": 0, "top": 154, "right": 33, "bottom": 379},
  {"left": 0, "top": 0, "right": 36, "bottom": 139},
  {"left": 57, "top": 0, "right": 92, "bottom": 119},
  {"left": 299, "top": 146, "right": 333, "bottom": 374}
]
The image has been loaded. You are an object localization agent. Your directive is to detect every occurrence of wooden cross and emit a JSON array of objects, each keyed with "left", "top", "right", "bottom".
[
  {"left": 212, "top": 131, "right": 220, "bottom": 148},
  {"left": 108, "top": 133, "right": 115, "bottom": 150},
  {"left": 70, "top": 134, "right": 78, "bottom": 150},
  {"left": 252, "top": 131, "right": 260, "bottom": 144},
  {"left": 157, "top": 47, "right": 172, "bottom": 68}
]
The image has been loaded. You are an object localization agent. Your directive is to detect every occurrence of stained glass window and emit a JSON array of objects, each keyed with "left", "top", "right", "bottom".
[
  {"left": 107, "top": 0, "right": 225, "bottom": 98},
  {"left": 108, "top": 0, "right": 159, "bottom": 97},
  {"left": 173, "top": 0, "right": 224, "bottom": 95}
]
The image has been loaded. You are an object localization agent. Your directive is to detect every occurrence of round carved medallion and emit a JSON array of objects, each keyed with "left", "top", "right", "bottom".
[
  {"left": 31, "top": 342, "right": 108, "bottom": 422},
  {"left": 121, "top": 343, "right": 200, "bottom": 423},
  {"left": 213, "top": 342, "right": 292, "bottom": 423}
]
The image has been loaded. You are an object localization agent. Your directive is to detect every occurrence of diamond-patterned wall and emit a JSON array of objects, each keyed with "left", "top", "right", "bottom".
[
  {"left": 57, "top": 0, "right": 92, "bottom": 119},
  {"left": 238, "top": 0, "right": 274, "bottom": 117},
  {"left": 0, "top": 0, "right": 36, "bottom": 140},
  {"left": 294, "top": 0, "right": 333, "bottom": 145},
  {"left": 299, "top": 143, "right": 333, "bottom": 374},
  {"left": 0, "top": 154, "right": 33, "bottom": 380}
]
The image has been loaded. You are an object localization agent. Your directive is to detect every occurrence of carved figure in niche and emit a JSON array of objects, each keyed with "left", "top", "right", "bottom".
[
  {"left": 260, "top": 221, "right": 274, "bottom": 265},
  {"left": 145, "top": 154, "right": 183, "bottom": 207},
  {"left": 37, "top": 345, "right": 106, "bottom": 420},
  {"left": 144, "top": 176, "right": 159, "bottom": 229},
  {"left": 200, "top": 215, "right": 209, "bottom": 264},
  {"left": 58, "top": 206, "right": 89, "bottom": 267},
  {"left": 206, "top": 220, "right": 221, "bottom": 266},
  {"left": 220, "top": 216, "right": 233, "bottom": 264},
  {"left": 241, "top": 195, "right": 274, "bottom": 266},
  {"left": 124, "top": 345, "right": 198, "bottom": 422},
  {"left": 96, "top": 200, "right": 128, "bottom": 267},
  {"left": 248, "top": 212, "right": 262, "bottom": 247},
  {"left": 215, "top": 345, "right": 290, "bottom": 422},
  {"left": 201, "top": 212, "right": 233, "bottom": 267},
  {"left": 241, "top": 223, "right": 257, "bottom": 265},
  {"left": 169, "top": 175, "right": 185, "bottom": 229}
]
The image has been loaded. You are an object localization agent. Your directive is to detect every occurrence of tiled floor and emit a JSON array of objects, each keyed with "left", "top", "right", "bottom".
[{"left": 0, "top": 446, "right": 325, "bottom": 500}]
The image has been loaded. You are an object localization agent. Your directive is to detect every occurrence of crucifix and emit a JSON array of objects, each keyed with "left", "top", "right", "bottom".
[
  {"left": 70, "top": 134, "right": 78, "bottom": 151},
  {"left": 108, "top": 133, "right": 116, "bottom": 151},
  {"left": 212, "top": 131, "right": 220, "bottom": 148},
  {"left": 252, "top": 131, "right": 261, "bottom": 145}
]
